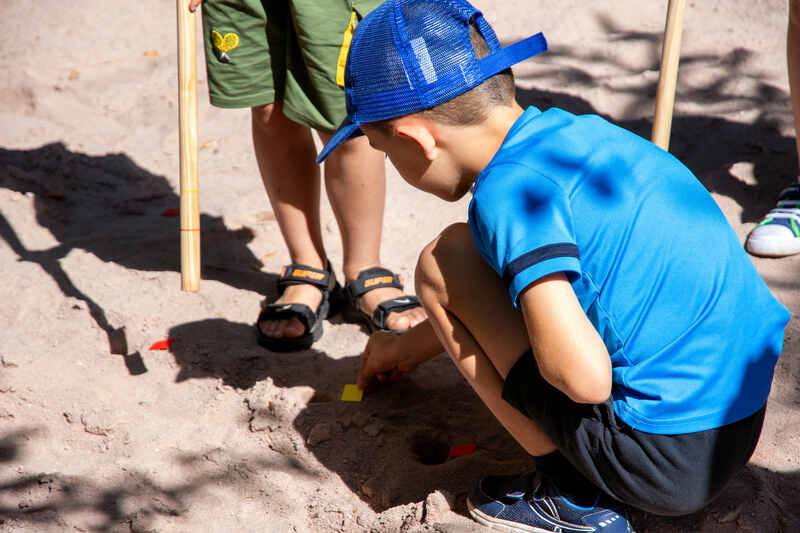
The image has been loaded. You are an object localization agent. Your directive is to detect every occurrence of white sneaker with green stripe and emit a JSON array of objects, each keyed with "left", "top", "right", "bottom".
[{"left": 746, "top": 184, "right": 800, "bottom": 257}]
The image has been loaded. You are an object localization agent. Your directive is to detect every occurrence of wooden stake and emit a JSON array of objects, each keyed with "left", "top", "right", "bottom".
[
  {"left": 651, "top": 0, "right": 686, "bottom": 151},
  {"left": 177, "top": 0, "right": 200, "bottom": 291}
]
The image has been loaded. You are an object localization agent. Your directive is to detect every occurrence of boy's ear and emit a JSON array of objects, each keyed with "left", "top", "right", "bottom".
[{"left": 395, "top": 120, "right": 439, "bottom": 161}]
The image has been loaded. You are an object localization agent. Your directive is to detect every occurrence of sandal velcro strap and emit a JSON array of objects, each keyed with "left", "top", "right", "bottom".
[
  {"left": 343, "top": 266, "right": 421, "bottom": 333},
  {"left": 372, "top": 296, "right": 420, "bottom": 331},
  {"left": 255, "top": 261, "right": 343, "bottom": 352},
  {"left": 258, "top": 302, "right": 316, "bottom": 333},
  {"left": 277, "top": 263, "right": 332, "bottom": 293},
  {"left": 346, "top": 267, "right": 404, "bottom": 299}
]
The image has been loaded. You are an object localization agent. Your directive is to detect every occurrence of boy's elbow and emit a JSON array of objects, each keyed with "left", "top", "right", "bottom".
[
  {"left": 545, "top": 368, "right": 611, "bottom": 405},
  {"left": 568, "top": 380, "right": 612, "bottom": 405}
]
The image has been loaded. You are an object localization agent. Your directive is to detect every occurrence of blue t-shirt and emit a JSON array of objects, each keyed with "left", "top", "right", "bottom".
[{"left": 469, "top": 106, "right": 790, "bottom": 435}]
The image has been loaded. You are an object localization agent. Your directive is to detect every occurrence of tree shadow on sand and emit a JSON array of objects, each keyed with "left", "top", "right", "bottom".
[
  {"left": 521, "top": 83, "right": 796, "bottom": 224},
  {"left": 0, "top": 143, "right": 274, "bottom": 361},
  {"left": 0, "top": 427, "right": 314, "bottom": 532},
  {"left": 515, "top": 12, "right": 797, "bottom": 225}
]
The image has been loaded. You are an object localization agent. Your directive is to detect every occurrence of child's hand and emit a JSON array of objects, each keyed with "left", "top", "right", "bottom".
[
  {"left": 188, "top": 0, "right": 202, "bottom": 12},
  {"left": 357, "top": 331, "right": 419, "bottom": 390}
]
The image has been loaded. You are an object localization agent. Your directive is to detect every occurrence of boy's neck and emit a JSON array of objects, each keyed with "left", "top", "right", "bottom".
[{"left": 443, "top": 101, "right": 524, "bottom": 181}]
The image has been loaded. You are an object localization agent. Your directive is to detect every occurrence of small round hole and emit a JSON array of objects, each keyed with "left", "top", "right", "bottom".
[{"left": 409, "top": 433, "right": 450, "bottom": 465}]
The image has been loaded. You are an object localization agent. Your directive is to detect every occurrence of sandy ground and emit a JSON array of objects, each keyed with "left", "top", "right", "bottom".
[{"left": 1, "top": 0, "right": 799, "bottom": 531}]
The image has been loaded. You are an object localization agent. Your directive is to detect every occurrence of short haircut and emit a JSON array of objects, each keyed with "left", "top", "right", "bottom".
[{"left": 372, "top": 22, "right": 515, "bottom": 131}]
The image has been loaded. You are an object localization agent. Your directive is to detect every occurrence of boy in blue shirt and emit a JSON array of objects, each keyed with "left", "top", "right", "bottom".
[{"left": 318, "top": 1, "right": 791, "bottom": 531}]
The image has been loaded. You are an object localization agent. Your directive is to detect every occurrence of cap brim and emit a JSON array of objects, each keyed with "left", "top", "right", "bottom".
[{"left": 317, "top": 116, "right": 364, "bottom": 163}]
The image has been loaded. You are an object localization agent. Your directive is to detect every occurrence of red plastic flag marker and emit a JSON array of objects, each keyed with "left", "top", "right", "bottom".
[
  {"left": 161, "top": 208, "right": 180, "bottom": 217},
  {"left": 448, "top": 444, "right": 477, "bottom": 458},
  {"left": 148, "top": 339, "right": 174, "bottom": 350}
]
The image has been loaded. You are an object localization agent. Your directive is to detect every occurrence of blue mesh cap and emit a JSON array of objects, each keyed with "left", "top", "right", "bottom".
[{"left": 317, "top": 0, "right": 547, "bottom": 163}]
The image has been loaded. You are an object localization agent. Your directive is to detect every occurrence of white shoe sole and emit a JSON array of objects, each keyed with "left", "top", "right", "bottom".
[
  {"left": 745, "top": 236, "right": 800, "bottom": 257},
  {"left": 466, "top": 498, "right": 553, "bottom": 533}
]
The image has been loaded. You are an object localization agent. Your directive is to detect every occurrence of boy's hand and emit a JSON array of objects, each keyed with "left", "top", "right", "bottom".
[
  {"left": 357, "top": 331, "right": 419, "bottom": 390},
  {"left": 188, "top": 0, "right": 202, "bottom": 12}
]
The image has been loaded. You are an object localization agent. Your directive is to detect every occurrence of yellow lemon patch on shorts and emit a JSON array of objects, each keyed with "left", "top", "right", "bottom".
[{"left": 211, "top": 30, "right": 239, "bottom": 63}]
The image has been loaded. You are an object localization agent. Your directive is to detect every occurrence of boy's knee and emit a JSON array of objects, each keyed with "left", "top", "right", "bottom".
[{"left": 415, "top": 223, "right": 473, "bottom": 301}]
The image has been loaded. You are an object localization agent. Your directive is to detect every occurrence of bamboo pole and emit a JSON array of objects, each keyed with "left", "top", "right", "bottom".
[
  {"left": 651, "top": 0, "right": 686, "bottom": 151},
  {"left": 177, "top": 0, "right": 200, "bottom": 291}
]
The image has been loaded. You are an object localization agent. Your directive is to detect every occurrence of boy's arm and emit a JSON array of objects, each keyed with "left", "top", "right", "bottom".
[
  {"left": 518, "top": 272, "right": 612, "bottom": 404},
  {"left": 357, "top": 320, "right": 443, "bottom": 390}
]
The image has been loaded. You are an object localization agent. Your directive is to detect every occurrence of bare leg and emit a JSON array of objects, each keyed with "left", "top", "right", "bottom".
[
  {"left": 252, "top": 102, "right": 327, "bottom": 339},
  {"left": 789, "top": 0, "right": 800, "bottom": 174},
  {"left": 415, "top": 223, "right": 556, "bottom": 457},
  {"left": 252, "top": 104, "right": 425, "bottom": 338},
  {"left": 320, "top": 132, "right": 426, "bottom": 331}
]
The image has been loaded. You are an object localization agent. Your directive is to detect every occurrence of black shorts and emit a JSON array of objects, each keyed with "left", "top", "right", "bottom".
[{"left": 502, "top": 349, "right": 766, "bottom": 516}]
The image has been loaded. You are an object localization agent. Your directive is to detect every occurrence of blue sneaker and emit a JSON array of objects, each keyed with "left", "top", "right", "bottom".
[
  {"left": 745, "top": 184, "right": 800, "bottom": 257},
  {"left": 467, "top": 472, "right": 633, "bottom": 533}
]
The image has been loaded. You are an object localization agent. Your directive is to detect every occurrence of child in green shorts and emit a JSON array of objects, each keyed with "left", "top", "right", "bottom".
[
  {"left": 188, "top": 0, "right": 426, "bottom": 351},
  {"left": 318, "top": 0, "right": 790, "bottom": 531}
]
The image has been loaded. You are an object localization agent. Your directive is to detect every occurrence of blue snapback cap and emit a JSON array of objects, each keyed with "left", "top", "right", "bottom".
[{"left": 317, "top": 0, "right": 547, "bottom": 163}]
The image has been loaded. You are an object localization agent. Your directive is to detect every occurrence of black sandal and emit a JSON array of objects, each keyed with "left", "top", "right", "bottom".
[
  {"left": 256, "top": 263, "right": 344, "bottom": 352},
  {"left": 344, "top": 267, "right": 422, "bottom": 333}
]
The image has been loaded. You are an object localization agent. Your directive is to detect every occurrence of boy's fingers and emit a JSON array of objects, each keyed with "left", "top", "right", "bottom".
[
  {"left": 188, "top": 0, "right": 202, "bottom": 12},
  {"left": 357, "top": 364, "right": 378, "bottom": 389},
  {"left": 358, "top": 332, "right": 405, "bottom": 389},
  {"left": 357, "top": 370, "right": 371, "bottom": 391},
  {"left": 357, "top": 345, "right": 374, "bottom": 389},
  {"left": 357, "top": 361, "right": 369, "bottom": 389}
]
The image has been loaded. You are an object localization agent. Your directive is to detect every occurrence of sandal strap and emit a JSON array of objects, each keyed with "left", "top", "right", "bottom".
[
  {"left": 346, "top": 267, "right": 404, "bottom": 299},
  {"left": 276, "top": 263, "right": 332, "bottom": 293},
  {"left": 258, "top": 302, "right": 316, "bottom": 332},
  {"left": 372, "top": 296, "right": 420, "bottom": 331}
]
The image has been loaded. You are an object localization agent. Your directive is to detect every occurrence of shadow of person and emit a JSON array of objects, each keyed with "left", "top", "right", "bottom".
[
  {"left": 0, "top": 142, "right": 274, "bottom": 359},
  {"left": 166, "top": 317, "right": 530, "bottom": 515}
]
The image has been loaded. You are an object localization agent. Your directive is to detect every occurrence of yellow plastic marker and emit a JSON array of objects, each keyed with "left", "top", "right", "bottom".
[{"left": 341, "top": 384, "right": 364, "bottom": 402}]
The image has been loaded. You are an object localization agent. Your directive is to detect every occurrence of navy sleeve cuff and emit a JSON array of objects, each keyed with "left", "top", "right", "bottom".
[{"left": 503, "top": 244, "right": 580, "bottom": 307}]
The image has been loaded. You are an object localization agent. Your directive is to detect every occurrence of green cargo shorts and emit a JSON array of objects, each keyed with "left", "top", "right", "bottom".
[{"left": 201, "top": 0, "right": 381, "bottom": 132}]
